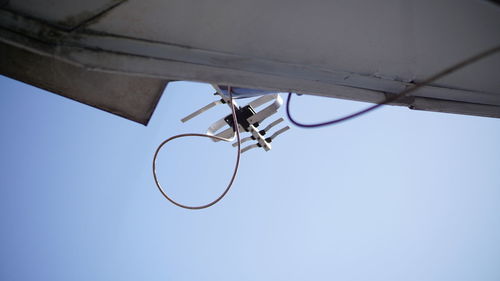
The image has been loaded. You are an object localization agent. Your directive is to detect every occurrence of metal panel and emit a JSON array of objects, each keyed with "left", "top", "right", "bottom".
[
  {"left": 3, "top": 0, "right": 125, "bottom": 30},
  {"left": 89, "top": 0, "right": 500, "bottom": 94},
  {"left": 0, "top": 40, "right": 167, "bottom": 125},
  {"left": 0, "top": 0, "right": 499, "bottom": 122}
]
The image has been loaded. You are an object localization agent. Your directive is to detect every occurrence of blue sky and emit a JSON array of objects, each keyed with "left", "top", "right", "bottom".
[{"left": 1, "top": 75, "right": 500, "bottom": 281}]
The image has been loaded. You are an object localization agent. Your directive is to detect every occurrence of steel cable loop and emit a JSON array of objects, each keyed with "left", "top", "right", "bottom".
[
  {"left": 152, "top": 87, "right": 241, "bottom": 210},
  {"left": 286, "top": 45, "right": 500, "bottom": 128}
]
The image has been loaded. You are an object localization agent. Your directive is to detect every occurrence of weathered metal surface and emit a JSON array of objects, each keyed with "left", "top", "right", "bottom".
[
  {"left": 89, "top": 0, "right": 500, "bottom": 94},
  {"left": 3, "top": 0, "right": 125, "bottom": 30},
  {"left": 0, "top": 40, "right": 167, "bottom": 125},
  {"left": 0, "top": 0, "right": 499, "bottom": 122},
  {"left": 410, "top": 97, "right": 500, "bottom": 119}
]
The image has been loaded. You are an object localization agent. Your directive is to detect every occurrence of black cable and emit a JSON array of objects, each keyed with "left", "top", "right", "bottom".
[{"left": 286, "top": 45, "right": 500, "bottom": 128}]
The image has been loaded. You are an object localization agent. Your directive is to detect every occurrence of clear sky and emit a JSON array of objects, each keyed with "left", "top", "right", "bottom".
[{"left": 1, "top": 75, "right": 500, "bottom": 281}]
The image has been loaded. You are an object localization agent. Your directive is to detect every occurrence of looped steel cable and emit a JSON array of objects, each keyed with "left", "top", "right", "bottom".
[
  {"left": 152, "top": 86, "right": 241, "bottom": 210},
  {"left": 286, "top": 45, "right": 500, "bottom": 128}
]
